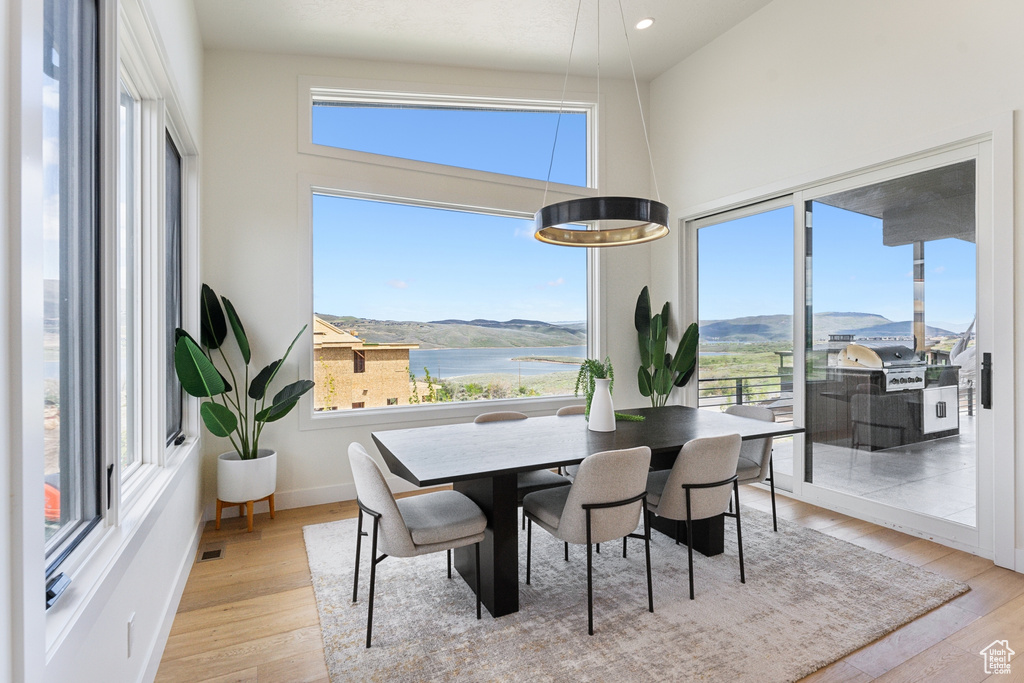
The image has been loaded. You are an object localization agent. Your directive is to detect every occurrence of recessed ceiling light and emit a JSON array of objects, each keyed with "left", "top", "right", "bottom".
[{"left": 635, "top": 17, "right": 655, "bottom": 30}]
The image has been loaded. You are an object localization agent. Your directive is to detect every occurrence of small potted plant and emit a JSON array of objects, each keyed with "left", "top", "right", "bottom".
[
  {"left": 575, "top": 356, "right": 615, "bottom": 432},
  {"left": 174, "top": 284, "right": 314, "bottom": 528}
]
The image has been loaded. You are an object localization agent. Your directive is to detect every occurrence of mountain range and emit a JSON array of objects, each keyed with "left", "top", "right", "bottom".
[
  {"left": 317, "top": 312, "right": 960, "bottom": 348},
  {"left": 316, "top": 315, "right": 586, "bottom": 349},
  {"left": 700, "top": 312, "right": 958, "bottom": 342}
]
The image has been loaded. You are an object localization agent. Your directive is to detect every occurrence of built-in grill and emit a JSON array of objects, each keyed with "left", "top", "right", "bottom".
[{"left": 836, "top": 343, "right": 926, "bottom": 392}]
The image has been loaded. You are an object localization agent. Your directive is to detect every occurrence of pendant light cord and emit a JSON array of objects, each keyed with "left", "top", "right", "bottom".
[
  {"left": 542, "top": 0, "right": 585, "bottom": 209},
  {"left": 616, "top": 0, "right": 660, "bottom": 201}
]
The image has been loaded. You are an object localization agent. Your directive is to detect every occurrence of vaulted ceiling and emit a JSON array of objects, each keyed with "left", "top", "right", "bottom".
[{"left": 194, "top": 0, "right": 772, "bottom": 81}]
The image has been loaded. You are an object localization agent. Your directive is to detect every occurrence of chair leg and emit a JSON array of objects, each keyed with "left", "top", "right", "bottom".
[
  {"left": 644, "top": 503, "right": 653, "bottom": 613},
  {"left": 685, "top": 489, "right": 695, "bottom": 600},
  {"left": 564, "top": 541, "right": 569, "bottom": 562},
  {"left": 768, "top": 455, "right": 778, "bottom": 532},
  {"left": 622, "top": 536, "right": 628, "bottom": 558},
  {"left": 366, "top": 516, "right": 380, "bottom": 648},
  {"left": 522, "top": 509, "right": 525, "bottom": 531},
  {"left": 526, "top": 518, "right": 532, "bottom": 585},
  {"left": 675, "top": 519, "right": 681, "bottom": 545},
  {"left": 475, "top": 542, "right": 482, "bottom": 620},
  {"left": 735, "top": 481, "right": 746, "bottom": 584},
  {"left": 586, "top": 511, "right": 594, "bottom": 636},
  {"left": 596, "top": 543, "right": 600, "bottom": 554},
  {"left": 447, "top": 549, "right": 452, "bottom": 579},
  {"left": 352, "top": 509, "right": 363, "bottom": 603}
]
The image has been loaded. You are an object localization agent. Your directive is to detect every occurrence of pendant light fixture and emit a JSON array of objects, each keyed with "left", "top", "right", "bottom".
[{"left": 535, "top": 0, "right": 669, "bottom": 247}]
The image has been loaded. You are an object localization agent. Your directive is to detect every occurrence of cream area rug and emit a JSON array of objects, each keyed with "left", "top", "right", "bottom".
[{"left": 303, "top": 508, "right": 968, "bottom": 682}]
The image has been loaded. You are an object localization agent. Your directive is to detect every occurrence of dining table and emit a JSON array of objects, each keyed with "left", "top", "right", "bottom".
[{"left": 371, "top": 404, "right": 803, "bottom": 618}]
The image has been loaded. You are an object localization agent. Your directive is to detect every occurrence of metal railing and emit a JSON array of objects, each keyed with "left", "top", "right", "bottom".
[
  {"left": 698, "top": 373, "right": 975, "bottom": 420},
  {"left": 698, "top": 374, "right": 793, "bottom": 422}
]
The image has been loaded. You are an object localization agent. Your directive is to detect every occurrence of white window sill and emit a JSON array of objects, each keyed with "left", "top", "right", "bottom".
[{"left": 44, "top": 437, "right": 199, "bottom": 658}]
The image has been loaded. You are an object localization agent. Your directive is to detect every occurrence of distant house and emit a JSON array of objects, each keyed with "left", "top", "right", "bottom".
[{"left": 312, "top": 316, "right": 418, "bottom": 410}]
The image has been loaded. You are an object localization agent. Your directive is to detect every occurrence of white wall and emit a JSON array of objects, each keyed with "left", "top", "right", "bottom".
[
  {"left": 4, "top": 0, "right": 206, "bottom": 680},
  {"left": 650, "top": 0, "right": 1022, "bottom": 557},
  {"left": 200, "top": 50, "right": 655, "bottom": 511}
]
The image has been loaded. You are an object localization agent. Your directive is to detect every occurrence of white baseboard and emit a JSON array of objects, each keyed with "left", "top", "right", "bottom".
[
  {"left": 202, "top": 475, "right": 423, "bottom": 521},
  {"left": 140, "top": 517, "right": 204, "bottom": 683}
]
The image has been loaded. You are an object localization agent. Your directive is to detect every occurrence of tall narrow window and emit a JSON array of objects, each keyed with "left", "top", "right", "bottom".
[
  {"left": 353, "top": 350, "right": 365, "bottom": 374},
  {"left": 43, "top": 0, "right": 102, "bottom": 570},
  {"left": 165, "top": 134, "right": 183, "bottom": 443},
  {"left": 118, "top": 79, "right": 141, "bottom": 479}
]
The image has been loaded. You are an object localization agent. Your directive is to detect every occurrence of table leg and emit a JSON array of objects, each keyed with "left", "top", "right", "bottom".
[
  {"left": 648, "top": 513, "right": 725, "bottom": 556},
  {"left": 454, "top": 474, "right": 519, "bottom": 617}
]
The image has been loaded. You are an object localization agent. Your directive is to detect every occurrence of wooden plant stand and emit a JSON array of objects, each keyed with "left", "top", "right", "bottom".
[{"left": 216, "top": 493, "right": 275, "bottom": 533}]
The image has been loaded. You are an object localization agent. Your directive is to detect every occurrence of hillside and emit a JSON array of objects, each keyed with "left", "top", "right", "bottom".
[
  {"left": 700, "top": 312, "right": 956, "bottom": 342},
  {"left": 316, "top": 315, "right": 586, "bottom": 349}
]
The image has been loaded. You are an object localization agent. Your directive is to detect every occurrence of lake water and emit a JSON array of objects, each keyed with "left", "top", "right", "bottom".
[{"left": 409, "top": 346, "right": 585, "bottom": 379}]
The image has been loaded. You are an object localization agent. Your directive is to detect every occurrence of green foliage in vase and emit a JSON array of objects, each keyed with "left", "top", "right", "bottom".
[
  {"left": 574, "top": 356, "right": 614, "bottom": 420},
  {"left": 635, "top": 286, "right": 698, "bottom": 408},
  {"left": 173, "top": 283, "right": 314, "bottom": 459}
]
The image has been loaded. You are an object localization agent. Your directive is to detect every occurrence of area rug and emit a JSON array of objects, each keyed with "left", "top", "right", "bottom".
[{"left": 303, "top": 508, "right": 968, "bottom": 682}]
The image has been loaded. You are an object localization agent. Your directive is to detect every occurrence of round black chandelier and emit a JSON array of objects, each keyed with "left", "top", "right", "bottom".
[
  {"left": 534, "top": 196, "right": 669, "bottom": 247},
  {"left": 534, "top": 0, "right": 669, "bottom": 248}
]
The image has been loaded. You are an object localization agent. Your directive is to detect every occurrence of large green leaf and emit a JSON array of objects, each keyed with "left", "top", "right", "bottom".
[
  {"left": 200, "top": 401, "right": 237, "bottom": 437},
  {"left": 637, "top": 366, "right": 653, "bottom": 397},
  {"left": 248, "top": 361, "right": 280, "bottom": 400},
  {"left": 652, "top": 325, "right": 667, "bottom": 367},
  {"left": 271, "top": 379, "right": 315, "bottom": 406},
  {"left": 174, "top": 337, "right": 226, "bottom": 397},
  {"left": 200, "top": 284, "right": 228, "bottom": 349},
  {"left": 256, "top": 398, "right": 299, "bottom": 423},
  {"left": 660, "top": 302, "right": 670, "bottom": 327},
  {"left": 670, "top": 323, "right": 699, "bottom": 374},
  {"left": 634, "top": 286, "right": 651, "bottom": 336},
  {"left": 221, "top": 296, "right": 250, "bottom": 364},
  {"left": 638, "top": 333, "right": 652, "bottom": 368},
  {"left": 653, "top": 366, "right": 673, "bottom": 396},
  {"left": 674, "top": 364, "right": 696, "bottom": 388}
]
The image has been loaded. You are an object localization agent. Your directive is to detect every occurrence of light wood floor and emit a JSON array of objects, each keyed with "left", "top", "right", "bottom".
[{"left": 156, "top": 487, "right": 1024, "bottom": 682}]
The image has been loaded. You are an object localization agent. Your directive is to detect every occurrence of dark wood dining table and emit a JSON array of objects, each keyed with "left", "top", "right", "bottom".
[{"left": 371, "top": 405, "right": 803, "bottom": 617}]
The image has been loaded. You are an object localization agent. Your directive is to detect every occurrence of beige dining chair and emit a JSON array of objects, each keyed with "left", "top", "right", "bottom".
[
  {"left": 725, "top": 404, "right": 779, "bottom": 532},
  {"left": 646, "top": 433, "right": 744, "bottom": 600},
  {"left": 348, "top": 442, "right": 487, "bottom": 648},
  {"left": 523, "top": 446, "right": 653, "bottom": 635},
  {"left": 474, "top": 411, "right": 570, "bottom": 528},
  {"left": 555, "top": 404, "right": 586, "bottom": 479}
]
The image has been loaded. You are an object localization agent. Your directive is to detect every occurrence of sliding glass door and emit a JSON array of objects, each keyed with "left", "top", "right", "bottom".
[
  {"left": 804, "top": 160, "right": 978, "bottom": 527},
  {"left": 694, "top": 201, "right": 796, "bottom": 490},
  {"left": 688, "top": 140, "right": 1005, "bottom": 556}
]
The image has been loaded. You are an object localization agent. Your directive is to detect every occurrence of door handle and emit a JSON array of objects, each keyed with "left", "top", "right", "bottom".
[{"left": 981, "top": 352, "right": 992, "bottom": 410}]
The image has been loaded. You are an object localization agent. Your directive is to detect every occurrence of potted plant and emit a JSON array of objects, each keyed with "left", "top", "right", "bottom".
[
  {"left": 575, "top": 357, "right": 615, "bottom": 432},
  {"left": 635, "top": 286, "right": 698, "bottom": 407},
  {"left": 174, "top": 284, "right": 314, "bottom": 524}
]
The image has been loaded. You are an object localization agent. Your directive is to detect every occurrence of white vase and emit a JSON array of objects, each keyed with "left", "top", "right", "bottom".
[
  {"left": 588, "top": 378, "right": 616, "bottom": 432},
  {"left": 217, "top": 449, "right": 277, "bottom": 503}
]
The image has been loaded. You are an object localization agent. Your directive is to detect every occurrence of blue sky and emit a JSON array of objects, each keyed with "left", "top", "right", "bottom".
[
  {"left": 312, "top": 105, "right": 588, "bottom": 323},
  {"left": 699, "top": 204, "right": 976, "bottom": 330},
  {"left": 312, "top": 104, "right": 587, "bottom": 186},
  {"left": 313, "top": 195, "right": 587, "bottom": 322}
]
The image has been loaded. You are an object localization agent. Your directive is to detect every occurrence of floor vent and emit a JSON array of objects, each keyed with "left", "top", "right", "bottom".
[{"left": 198, "top": 548, "right": 223, "bottom": 563}]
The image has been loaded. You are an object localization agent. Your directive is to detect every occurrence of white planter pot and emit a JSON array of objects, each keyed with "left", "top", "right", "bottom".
[
  {"left": 217, "top": 449, "right": 277, "bottom": 503},
  {"left": 587, "top": 378, "right": 616, "bottom": 432}
]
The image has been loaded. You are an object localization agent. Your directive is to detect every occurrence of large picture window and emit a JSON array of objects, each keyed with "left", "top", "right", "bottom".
[
  {"left": 312, "top": 194, "right": 587, "bottom": 411},
  {"left": 43, "top": 0, "right": 102, "bottom": 569}
]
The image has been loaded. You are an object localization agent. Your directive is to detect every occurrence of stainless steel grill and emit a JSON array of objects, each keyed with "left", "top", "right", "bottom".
[{"left": 837, "top": 344, "right": 926, "bottom": 392}]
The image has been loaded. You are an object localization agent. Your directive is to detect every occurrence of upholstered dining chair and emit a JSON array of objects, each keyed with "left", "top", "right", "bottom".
[
  {"left": 555, "top": 404, "right": 586, "bottom": 479},
  {"left": 474, "top": 411, "right": 570, "bottom": 528},
  {"left": 348, "top": 442, "right": 487, "bottom": 648},
  {"left": 523, "top": 446, "right": 653, "bottom": 635},
  {"left": 646, "top": 433, "right": 744, "bottom": 600},
  {"left": 725, "top": 404, "right": 779, "bottom": 532}
]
